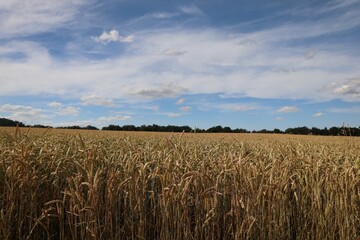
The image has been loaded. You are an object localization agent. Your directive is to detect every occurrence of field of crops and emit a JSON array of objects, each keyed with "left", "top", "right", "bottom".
[{"left": 0, "top": 127, "right": 359, "bottom": 240}]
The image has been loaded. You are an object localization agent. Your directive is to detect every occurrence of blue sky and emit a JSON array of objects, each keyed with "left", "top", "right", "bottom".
[{"left": 0, "top": 0, "right": 359, "bottom": 130}]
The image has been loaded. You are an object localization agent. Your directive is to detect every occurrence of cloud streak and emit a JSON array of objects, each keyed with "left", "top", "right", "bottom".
[
  {"left": 98, "top": 115, "right": 131, "bottom": 122},
  {"left": 57, "top": 106, "right": 79, "bottom": 116},
  {"left": 81, "top": 95, "right": 114, "bottom": 107},
  {"left": 0, "top": 0, "right": 91, "bottom": 39},
  {"left": 180, "top": 106, "right": 191, "bottom": 111},
  {"left": 313, "top": 112, "right": 323, "bottom": 117},
  {"left": 277, "top": 106, "right": 299, "bottom": 113}
]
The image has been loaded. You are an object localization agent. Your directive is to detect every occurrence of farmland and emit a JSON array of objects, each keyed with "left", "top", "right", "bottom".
[{"left": 0, "top": 127, "right": 359, "bottom": 239}]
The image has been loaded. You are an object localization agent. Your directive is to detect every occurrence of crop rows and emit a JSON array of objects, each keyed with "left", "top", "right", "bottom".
[{"left": 0, "top": 127, "right": 359, "bottom": 239}]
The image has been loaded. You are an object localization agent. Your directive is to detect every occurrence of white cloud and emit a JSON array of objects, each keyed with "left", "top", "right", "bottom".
[
  {"left": 179, "top": 5, "right": 205, "bottom": 16},
  {"left": 275, "top": 117, "right": 284, "bottom": 121},
  {"left": 0, "top": 103, "right": 47, "bottom": 123},
  {"left": 57, "top": 106, "right": 79, "bottom": 116},
  {"left": 132, "top": 83, "right": 187, "bottom": 99},
  {"left": 176, "top": 98, "right": 185, "bottom": 105},
  {"left": 53, "top": 119, "right": 95, "bottom": 128},
  {"left": 251, "top": 7, "right": 360, "bottom": 42},
  {"left": 313, "top": 112, "right": 323, "bottom": 117},
  {"left": 191, "top": 100, "right": 260, "bottom": 113},
  {"left": 126, "top": 11, "right": 180, "bottom": 26},
  {"left": 331, "top": 78, "right": 360, "bottom": 101},
  {"left": 167, "top": 113, "right": 181, "bottom": 118},
  {"left": 140, "top": 105, "right": 159, "bottom": 111},
  {"left": 149, "top": 12, "right": 178, "bottom": 19},
  {"left": 98, "top": 115, "right": 131, "bottom": 122},
  {"left": 0, "top": 41, "right": 51, "bottom": 63},
  {"left": 0, "top": 104, "right": 41, "bottom": 114},
  {"left": 163, "top": 49, "right": 187, "bottom": 56},
  {"left": 0, "top": 0, "right": 90, "bottom": 39},
  {"left": 92, "top": 30, "right": 134, "bottom": 45},
  {"left": 81, "top": 95, "right": 114, "bottom": 107},
  {"left": 277, "top": 106, "right": 299, "bottom": 113},
  {"left": 220, "top": 104, "right": 257, "bottom": 112},
  {"left": 47, "top": 102, "right": 79, "bottom": 116},
  {"left": 47, "top": 102, "right": 63, "bottom": 108},
  {"left": 180, "top": 106, "right": 191, "bottom": 111}
]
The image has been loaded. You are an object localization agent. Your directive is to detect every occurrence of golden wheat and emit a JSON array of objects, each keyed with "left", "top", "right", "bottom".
[{"left": 0, "top": 127, "right": 359, "bottom": 239}]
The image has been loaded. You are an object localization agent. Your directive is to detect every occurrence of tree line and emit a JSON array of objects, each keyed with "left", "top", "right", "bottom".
[{"left": 1, "top": 117, "right": 359, "bottom": 136}]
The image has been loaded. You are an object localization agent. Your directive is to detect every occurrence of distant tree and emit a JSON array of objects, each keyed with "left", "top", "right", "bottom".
[
  {"left": 233, "top": 128, "right": 249, "bottom": 133},
  {"left": 181, "top": 126, "right": 192, "bottom": 132},
  {"left": 85, "top": 125, "right": 99, "bottom": 130},
  {"left": 32, "top": 124, "right": 53, "bottom": 129},
  {"left": 320, "top": 127, "right": 329, "bottom": 136},
  {"left": 223, "top": 126, "right": 232, "bottom": 133},
  {"left": 194, "top": 128, "right": 205, "bottom": 133},
  {"left": 97, "top": 124, "right": 358, "bottom": 136},
  {"left": 57, "top": 126, "right": 82, "bottom": 129},
  {"left": 273, "top": 128, "right": 282, "bottom": 134},
  {"left": 353, "top": 127, "right": 360, "bottom": 136},
  {"left": 102, "top": 125, "right": 122, "bottom": 131},
  {"left": 0, "top": 118, "right": 25, "bottom": 127},
  {"left": 329, "top": 127, "right": 340, "bottom": 136},
  {"left": 258, "top": 129, "right": 271, "bottom": 133},
  {"left": 286, "top": 126, "right": 310, "bottom": 135},
  {"left": 122, "top": 125, "right": 137, "bottom": 131},
  {"left": 311, "top": 127, "right": 321, "bottom": 135},
  {"left": 207, "top": 125, "right": 223, "bottom": 133},
  {"left": 149, "top": 124, "right": 160, "bottom": 132}
]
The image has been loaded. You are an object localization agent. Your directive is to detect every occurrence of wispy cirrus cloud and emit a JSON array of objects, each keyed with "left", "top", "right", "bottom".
[
  {"left": 132, "top": 83, "right": 187, "bottom": 99},
  {"left": 57, "top": 106, "right": 79, "bottom": 116},
  {"left": 137, "top": 104, "right": 159, "bottom": 111},
  {"left": 162, "top": 49, "right": 187, "bottom": 56},
  {"left": 180, "top": 106, "right": 191, "bottom": 111},
  {"left": 47, "top": 102, "right": 63, "bottom": 108},
  {"left": 176, "top": 98, "right": 185, "bottom": 105},
  {"left": 219, "top": 103, "right": 257, "bottom": 112},
  {"left": 277, "top": 106, "right": 299, "bottom": 113},
  {"left": 81, "top": 95, "right": 114, "bottom": 107},
  {"left": 167, "top": 113, "right": 181, "bottom": 118},
  {"left": 313, "top": 112, "right": 323, "bottom": 117},
  {"left": 179, "top": 5, "right": 205, "bottom": 17},
  {"left": 329, "top": 106, "right": 360, "bottom": 113},
  {"left": 0, "top": 0, "right": 91, "bottom": 39},
  {"left": 191, "top": 99, "right": 260, "bottom": 113},
  {"left": 98, "top": 115, "right": 131, "bottom": 122}
]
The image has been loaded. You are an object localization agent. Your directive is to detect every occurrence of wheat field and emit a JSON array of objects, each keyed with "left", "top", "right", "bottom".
[{"left": 0, "top": 127, "right": 359, "bottom": 239}]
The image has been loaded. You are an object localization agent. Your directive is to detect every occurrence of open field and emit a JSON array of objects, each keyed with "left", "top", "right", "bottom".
[{"left": 0, "top": 127, "right": 359, "bottom": 239}]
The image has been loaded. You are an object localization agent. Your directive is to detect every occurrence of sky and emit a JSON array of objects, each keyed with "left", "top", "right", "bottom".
[{"left": 0, "top": 0, "right": 359, "bottom": 130}]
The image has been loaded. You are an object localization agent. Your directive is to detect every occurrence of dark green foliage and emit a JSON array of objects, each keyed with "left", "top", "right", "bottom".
[
  {"left": 0, "top": 118, "right": 25, "bottom": 127},
  {"left": 1, "top": 117, "right": 359, "bottom": 136}
]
